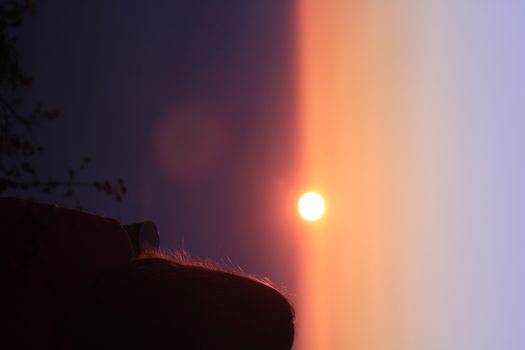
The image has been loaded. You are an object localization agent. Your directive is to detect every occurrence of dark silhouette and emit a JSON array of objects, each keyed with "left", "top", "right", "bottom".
[
  {"left": 0, "top": 0, "right": 126, "bottom": 208},
  {"left": 1, "top": 197, "right": 295, "bottom": 349}
]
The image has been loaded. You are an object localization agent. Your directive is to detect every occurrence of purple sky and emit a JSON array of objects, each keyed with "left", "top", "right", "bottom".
[{"left": 16, "top": 0, "right": 298, "bottom": 288}]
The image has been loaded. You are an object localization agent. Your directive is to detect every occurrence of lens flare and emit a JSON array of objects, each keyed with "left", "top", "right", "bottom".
[{"left": 297, "top": 192, "right": 325, "bottom": 221}]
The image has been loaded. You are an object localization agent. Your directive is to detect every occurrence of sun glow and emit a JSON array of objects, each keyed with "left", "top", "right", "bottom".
[
  {"left": 298, "top": 192, "right": 325, "bottom": 221},
  {"left": 296, "top": 0, "right": 412, "bottom": 348}
]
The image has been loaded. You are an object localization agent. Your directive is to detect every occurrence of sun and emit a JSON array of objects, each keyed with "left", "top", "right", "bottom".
[{"left": 297, "top": 192, "right": 325, "bottom": 221}]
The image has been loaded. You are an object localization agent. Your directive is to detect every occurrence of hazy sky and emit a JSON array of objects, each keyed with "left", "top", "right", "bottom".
[
  {"left": 13, "top": 2, "right": 525, "bottom": 349},
  {"left": 16, "top": 0, "right": 298, "bottom": 287}
]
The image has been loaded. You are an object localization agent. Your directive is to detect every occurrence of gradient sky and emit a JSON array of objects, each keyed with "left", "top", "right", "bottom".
[
  {"left": 294, "top": 1, "right": 525, "bottom": 349},
  {"left": 12, "top": 1, "right": 525, "bottom": 349},
  {"left": 16, "top": 0, "right": 298, "bottom": 287}
]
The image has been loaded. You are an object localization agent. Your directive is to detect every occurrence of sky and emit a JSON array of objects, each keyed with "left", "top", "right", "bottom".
[
  {"left": 12, "top": 1, "right": 525, "bottom": 349},
  {"left": 295, "top": 1, "right": 525, "bottom": 349},
  {"left": 17, "top": 0, "right": 298, "bottom": 288}
]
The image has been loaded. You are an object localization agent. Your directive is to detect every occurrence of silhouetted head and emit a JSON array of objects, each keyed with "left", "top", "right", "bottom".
[{"left": 59, "top": 255, "right": 295, "bottom": 350}]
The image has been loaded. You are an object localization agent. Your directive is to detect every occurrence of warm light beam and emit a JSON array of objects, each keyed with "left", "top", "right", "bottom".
[{"left": 296, "top": 0, "right": 412, "bottom": 349}]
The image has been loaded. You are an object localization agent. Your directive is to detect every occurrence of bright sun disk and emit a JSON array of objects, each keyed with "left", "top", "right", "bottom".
[{"left": 298, "top": 192, "right": 325, "bottom": 221}]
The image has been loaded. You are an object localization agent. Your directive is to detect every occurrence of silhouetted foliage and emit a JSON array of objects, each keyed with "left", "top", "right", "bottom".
[{"left": 0, "top": 0, "right": 126, "bottom": 208}]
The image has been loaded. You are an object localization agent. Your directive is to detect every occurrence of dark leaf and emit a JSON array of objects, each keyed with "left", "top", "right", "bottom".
[
  {"left": 43, "top": 110, "right": 59, "bottom": 119},
  {"left": 21, "top": 161, "right": 35, "bottom": 175}
]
